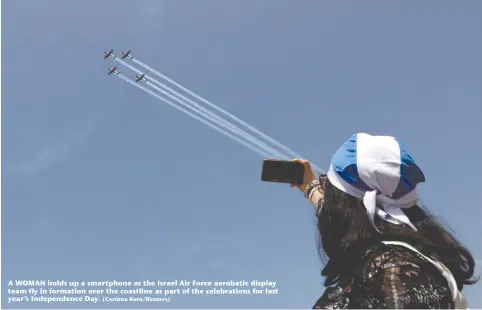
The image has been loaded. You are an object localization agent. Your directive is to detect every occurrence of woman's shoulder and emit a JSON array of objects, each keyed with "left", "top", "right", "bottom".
[
  {"left": 358, "top": 241, "right": 443, "bottom": 280},
  {"left": 362, "top": 242, "right": 425, "bottom": 267},
  {"left": 313, "top": 242, "right": 453, "bottom": 309},
  {"left": 354, "top": 241, "right": 454, "bottom": 307},
  {"left": 312, "top": 242, "right": 454, "bottom": 309}
]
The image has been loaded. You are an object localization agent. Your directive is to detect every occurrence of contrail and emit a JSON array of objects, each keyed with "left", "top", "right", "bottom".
[
  {"left": 117, "top": 74, "right": 273, "bottom": 159},
  {"left": 144, "top": 74, "right": 289, "bottom": 160},
  {"left": 115, "top": 58, "right": 289, "bottom": 160},
  {"left": 116, "top": 58, "right": 325, "bottom": 174},
  {"left": 143, "top": 80, "right": 289, "bottom": 160},
  {"left": 129, "top": 58, "right": 325, "bottom": 174}
]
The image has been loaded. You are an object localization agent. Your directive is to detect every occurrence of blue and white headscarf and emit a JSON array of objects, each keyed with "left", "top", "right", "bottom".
[{"left": 327, "top": 133, "right": 425, "bottom": 232}]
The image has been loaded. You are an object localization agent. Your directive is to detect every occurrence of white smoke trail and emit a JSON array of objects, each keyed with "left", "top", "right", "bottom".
[
  {"left": 143, "top": 74, "right": 289, "bottom": 160},
  {"left": 130, "top": 63, "right": 244, "bottom": 133},
  {"left": 143, "top": 80, "right": 288, "bottom": 160},
  {"left": 118, "top": 74, "right": 273, "bottom": 159},
  {"left": 115, "top": 59, "right": 287, "bottom": 159},
  {"left": 130, "top": 58, "right": 325, "bottom": 174}
]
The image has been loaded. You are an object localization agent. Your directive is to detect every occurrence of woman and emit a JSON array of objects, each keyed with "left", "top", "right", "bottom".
[{"left": 292, "top": 133, "right": 477, "bottom": 309}]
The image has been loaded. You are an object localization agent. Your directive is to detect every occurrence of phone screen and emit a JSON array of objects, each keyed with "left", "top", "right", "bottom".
[{"left": 261, "top": 159, "right": 305, "bottom": 185}]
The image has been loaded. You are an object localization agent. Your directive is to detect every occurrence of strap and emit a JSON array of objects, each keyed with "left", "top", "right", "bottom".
[{"left": 382, "top": 241, "right": 468, "bottom": 309}]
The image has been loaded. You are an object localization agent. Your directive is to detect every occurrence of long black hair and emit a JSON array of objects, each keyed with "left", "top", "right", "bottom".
[{"left": 317, "top": 179, "right": 478, "bottom": 289}]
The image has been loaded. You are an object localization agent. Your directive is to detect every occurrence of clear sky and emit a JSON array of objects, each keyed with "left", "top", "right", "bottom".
[{"left": 2, "top": 0, "right": 481, "bottom": 308}]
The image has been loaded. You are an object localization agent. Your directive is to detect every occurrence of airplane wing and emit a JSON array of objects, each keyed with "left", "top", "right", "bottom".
[
  {"left": 121, "top": 50, "right": 132, "bottom": 59},
  {"left": 104, "top": 49, "right": 114, "bottom": 58}
]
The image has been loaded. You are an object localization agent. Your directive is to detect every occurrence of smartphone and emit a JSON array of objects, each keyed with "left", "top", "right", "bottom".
[{"left": 261, "top": 159, "right": 305, "bottom": 185}]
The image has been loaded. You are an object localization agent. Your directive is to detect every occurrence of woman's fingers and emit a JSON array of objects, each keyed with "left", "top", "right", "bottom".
[{"left": 290, "top": 158, "right": 317, "bottom": 192}]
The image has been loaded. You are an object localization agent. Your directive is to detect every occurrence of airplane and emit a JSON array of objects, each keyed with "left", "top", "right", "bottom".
[
  {"left": 121, "top": 50, "right": 133, "bottom": 59},
  {"left": 104, "top": 49, "right": 115, "bottom": 59},
  {"left": 107, "top": 66, "right": 120, "bottom": 75},
  {"left": 135, "top": 73, "right": 147, "bottom": 82}
]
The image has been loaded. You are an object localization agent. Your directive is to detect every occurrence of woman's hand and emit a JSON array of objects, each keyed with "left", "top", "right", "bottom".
[{"left": 290, "top": 158, "right": 317, "bottom": 193}]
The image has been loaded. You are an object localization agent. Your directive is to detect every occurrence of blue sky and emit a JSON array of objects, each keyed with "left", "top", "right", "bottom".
[{"left": 2, "top": 0, "right": 481, "bottom": 308}]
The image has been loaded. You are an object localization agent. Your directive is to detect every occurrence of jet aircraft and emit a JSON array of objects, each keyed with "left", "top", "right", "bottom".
[
  {"left": 104, "top": 49, "right": 115, "bottom": 59},
  {"left": 121, "top": 50, "right": 133, "bottom": 59},
  {"left": 108, "top": 67, "right": 120, "bottom": 75},
  {"left": 135, "top": 73, "right": 147, "bottom": 82}
]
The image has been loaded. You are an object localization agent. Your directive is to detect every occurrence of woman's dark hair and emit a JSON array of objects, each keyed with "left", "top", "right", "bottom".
[{"left": 317, "top": 179, "right": 478, "bottom": 289}]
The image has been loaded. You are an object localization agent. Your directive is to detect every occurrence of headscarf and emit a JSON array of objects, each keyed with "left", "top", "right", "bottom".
[{"left": 327, "top": 133, "right": 425, "bottom": 232}]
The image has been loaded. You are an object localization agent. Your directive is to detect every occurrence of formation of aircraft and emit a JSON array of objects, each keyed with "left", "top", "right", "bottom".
[
  {"left": 135, "top": 73, "right": 147, "bottom": 82},
  {"left": 121, "top": 50, "right": 133, "bottom": 59},
  {"left": 104, "top": 49, "right": 115, "bottom": 59},
  {"left": 105, "top": 49, "right": 140, "bottom": 80},
  {"left": 107, "top": 66, "right": 120, "bottom": 75}
]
